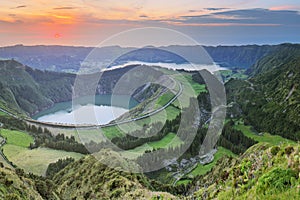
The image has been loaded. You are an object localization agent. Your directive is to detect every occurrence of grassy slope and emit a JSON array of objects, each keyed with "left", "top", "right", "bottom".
[
  {"left": 195, "top": 143, "right": 300, "bottom": 200},
  {"left": 218, "top": 69, "right": 248, "bottom": 82},
  {"left": 0, "top": 111, "right": 6, "bottom": 116},
  {"left": 122, "top": 133, "right": 183, "bottom": 159},
  {"left": 181, "top": 118, "right": 292, "bottom": 185},
  {"left": 102, "top": 73, "right": 204, "bottom": 140},
  {"left": 0, "top": 166, "right": 43, "bottom": 200},
  {"left": 102, "top": 105, "right": 180, "bottom": 139},
  {"left": 233, "top": 119, "right": 295, "bottom": 145},
  {"left": 0, "top": 129, "right": 33, "bottom": 147},
  {"left": 177, "top": 147, "right": 236, "bottom": 185},
  {"left": 177, "top": 118, "right": 294, "bottom": 186},
  {"left": 155, "top": 91, "right": 175, "bottom": 108},
  {"left": 3, "top": 145, "right": 83, "bottom": 176},
  {"left": 0, "top": 156, "right": 11, "bottom": 169},
  {"left": 188, "top": 147, "right": 236, "bottom": 177},
  {"left": 235, "top": 124, "right": 294, "bottom": 145},
  {"left": 0, "top": 129, "right": 83, "bottom": 176},
  {"left": 53, "top": 153, "right": 176, "bottom": 200},
  {"left": 148, "top": 132, "right": 183, "bottom": 149}
]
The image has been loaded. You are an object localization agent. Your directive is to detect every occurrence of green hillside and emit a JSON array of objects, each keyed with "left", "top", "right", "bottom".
[
  {"left": 53, "top": 152, "right": 176, "bottom": 200},
  {"left": 0, "top": 60, "right": 72, "bottom": 116},
  {"left": 0, "top": 129, "right": 33, "bottom": 148},
  {"left": 193, "top": 143, "right": 300, "bottom": 199},
  {"left": 0, "top": 166, "right": 43, "bottom": 200},
  {"left": 226, "top": 44, "right": 300, "bottom": 141},
  {"left": 0, "top": 60, "right": 168, "bottom": 117}
]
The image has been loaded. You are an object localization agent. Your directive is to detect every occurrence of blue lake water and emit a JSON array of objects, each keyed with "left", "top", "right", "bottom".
[{"left": 33, "top": 95, "right": 138, "bottom": 125}]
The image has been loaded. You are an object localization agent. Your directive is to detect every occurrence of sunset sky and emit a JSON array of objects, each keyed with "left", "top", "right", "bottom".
[{"left": 1, "top": 0, "right": 300, "bottom": 46}]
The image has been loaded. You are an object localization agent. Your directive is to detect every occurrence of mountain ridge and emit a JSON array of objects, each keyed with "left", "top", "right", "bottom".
[
  {"left": 0, "top": 60, "right": 163, "bottom": 116},
  {"left": 1, "top": 43, "right": 296, "bottom": 72}
]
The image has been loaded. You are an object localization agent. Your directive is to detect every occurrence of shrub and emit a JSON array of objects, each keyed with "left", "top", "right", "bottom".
[
  {"left": 285, "top": 146, "right": 294, "bottom": 156},
  {"left": 257, "top": 167, "right": 297, "bottom": 195},
  {"left": 4, "top": 179, "right": 13, "bottom": 186},
  {"left": 4, "top": 193, "right": 21, "bottom": 200},
  {"left": 110, "top": 188, "right": 124, "bottom": 198},
  {"left": 270, "top": 146, "right": 280, "bottom": 156}
]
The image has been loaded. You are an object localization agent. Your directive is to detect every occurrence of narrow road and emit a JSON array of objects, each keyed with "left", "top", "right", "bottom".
[
  {"left": 103, "top": 82, "right": 183, "bottom": 127},
  {"left": 0, "top": 81, "right": 183, "bottom": 130},
  {"left": 0, "top": 132, "right": 15, "bottom": 168},
  {"left": 245, "top": 80, "right": 256, "bottom": 91},
  {"left": 0, "top": 107, "right": 20, "bottom": 118}
]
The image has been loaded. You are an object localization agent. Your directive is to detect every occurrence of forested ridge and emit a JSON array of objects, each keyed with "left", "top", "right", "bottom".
[
  {"left": 226, "top": 44, "right": 300, "bottom": 141},
  {"left": 0, "top": 60, "right": 161, "bottom": 116}
]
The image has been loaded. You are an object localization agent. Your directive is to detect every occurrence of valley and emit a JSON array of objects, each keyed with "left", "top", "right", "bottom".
[{"left": 0, "top": 43, "right": 299, "bottom": 199}]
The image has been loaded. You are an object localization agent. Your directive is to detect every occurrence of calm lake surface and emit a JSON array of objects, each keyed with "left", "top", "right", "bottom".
[{"left": 33, "top": 95, "right": 138, "bottom": 125}]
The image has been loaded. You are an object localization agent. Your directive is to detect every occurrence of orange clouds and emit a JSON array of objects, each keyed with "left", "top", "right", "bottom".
[
  {"left": 165, "top": 21, "right": 280, "bottom": 27},
  {"left": 270, "top": 5, "right": 300, "bottom": 11},
  {"left": 50, "top": 14, "right": 76, "bottom": 25}
]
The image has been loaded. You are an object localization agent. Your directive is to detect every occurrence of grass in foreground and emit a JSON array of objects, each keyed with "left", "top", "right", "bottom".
[{"left": 197, "top": 143, "right": 300, "bottom": 200}]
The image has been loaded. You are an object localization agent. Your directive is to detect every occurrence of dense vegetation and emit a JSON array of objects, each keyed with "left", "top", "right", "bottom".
[
  {"left": 192, "top": 143, "right": 300, "bottom": 199},
  {"left": 226, "top": 44, "right": 300, "bottom": 141},
  {"left": 0, "top": 166, "right": 44, "bottom": 199},
  {"left": 217, "top": 121, "right": 257, "bottom": 155},
  {"left": 52, "top": 154, "right": 176, "bottom": 199},
  {"left": 46, "top": 157, "right": 75, "bottom": 178},
  {"left": 0, "top": 60, "right": 162, "bottom": 116}
]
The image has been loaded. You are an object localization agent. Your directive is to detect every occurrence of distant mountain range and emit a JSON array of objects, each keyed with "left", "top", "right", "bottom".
[{"left": 0, "top": 44, "right": 290, "bottom": 72}]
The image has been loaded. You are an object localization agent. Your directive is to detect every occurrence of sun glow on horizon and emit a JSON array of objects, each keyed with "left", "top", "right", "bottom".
[
  {"left": 0, "top": 0, "right": 299, "bottom": 46},
  {"left": 54, "top": 33, "right": 62, "bottom": 39}
]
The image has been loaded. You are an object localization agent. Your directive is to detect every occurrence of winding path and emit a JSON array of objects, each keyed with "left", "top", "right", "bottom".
[
  {"left": 0, "top": 129, "right": 15, "bottom": 168},
  {"left": 0, "top": 81, "right": 183, "bottom": 130}
]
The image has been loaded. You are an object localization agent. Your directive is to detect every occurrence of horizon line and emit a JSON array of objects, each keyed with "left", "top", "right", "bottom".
[{"left": 1, "top": 42, "right": 299, "bottom": 49}]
